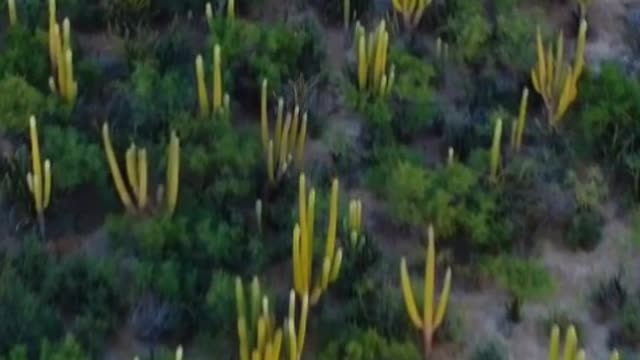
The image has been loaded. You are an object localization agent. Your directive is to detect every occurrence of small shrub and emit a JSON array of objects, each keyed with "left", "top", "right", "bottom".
[
  {"left": 611, "top": 301, "right": 640, "bottom": 347},
  {"left": 566, "top": 209, "right": 604, "bottom": 251},
  {"left": 541, "top": 310, "right": 585, "bottom": 344},
  {"left": 0, "top": 76, "right": 46, "bottom": 133},
  {"left": 469, "top": 340, "right": 507, "bottom": 360},
  {"left": 0, "top": 26, "right": 49, "bottom": 88},
  {"left": 318, "top": 328, "right": 421, "bottom": 360}
]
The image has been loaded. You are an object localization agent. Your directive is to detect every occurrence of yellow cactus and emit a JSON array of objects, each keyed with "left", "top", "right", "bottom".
[
  {"left": 236, "top": 277, "right": 284, "bottom": 360},
  {"left": 548, "top": 325, "right": 584, "bottom": 360},
  {"left": 400, "top": 225, "right": 452, "bottom": 355},
  {"left": 26, "top": 116, "right": 52, "bottom": 238},
  {"left": 193, "top": 45, "right": 228, "bottom": 116},
  {"left": 392, "top": 0, "right": 432, "bottom": 29},
  {"left": 205, "top": 2, "right": 213, "bottom": 29},
  {"left": 213, "top": 44, "right": 223, "bottom": 110},
  {"left": 102, "top": 123, "right": 180, "bottom": 215},
  {"left": 292, "top": 175, "right": 342, "bottom": 305},
  {"left": 286, "top": 290, "right": 309, "bottom": 360},
  {"left": 531, "top": 20, "right": 587, "bottom": 129},
  {"left": 260, "top": 80, "right": 307, "bottom": 184},
  {"left": 354, "top": 21, "right": 394, "bottom": 97},
  {"left": 348, "top": 198, "right": 362, "bottom": 236},
  {"left": 511, "top": 87, "right": 529, "bottom": 151},
  {"left": 48, "top": 16, "right": 77, "bottom": 104},
  {"left": 609, "top": 350, "right": 619, "bottom": 360},
  {"left": 7, "top": 0, "right": 17, "bottom": 26},
  {"left": 195, "top": 55, "right": 210, "bottom": 116},
  {"left": 227, "top": 0, "right": 235, "bottom": 20}
]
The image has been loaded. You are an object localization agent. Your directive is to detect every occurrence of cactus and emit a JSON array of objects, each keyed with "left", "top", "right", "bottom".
[
  {"left": 609, "top": 350, "right": 619, "bottom": 360},
  {"left": 227, "top": 0, "right": 235, "bottom": 20},
  {"left": 285, "top": 290, "right": 309, "bottom": 360},
  {"left": 260, "top": 80, "right": 307, "bottom": 185},
  {"left": 447, "top": 147, "right": 455, "bottom": 166},
  {"left": 255, "top": 199, "right": 263, "bottom": 233},
  {"left": 26, "top": 116, "right": 52, "bottom": 239},
  {"left": 346, "top": 198, "right": 366, "bottom": 250},
  {"left": 531, "top": 20, "right": 587, "bottom": 129},
  {"left": 7, "top": 0, "right": 17, "bottom": 26},
  {"left": 193, "top": 45, "right": 229, "bottom": 117},
  {"left": 490, "top": 118, "right": 503, "bottom": 183},
  {"left": 548, "top": 325, "right": 586, "bottom": 360},
  {"left": 343, "top": 0, "right": 350, "bottom": 30},
  {"left": 48, "top": 14, "right": 77, "bottom": 105},
  {"left": 205, "top": 2, "right": 213, "bottom": 29},
  {"left": 392, "top": 0, "right": 432, "bottom": 29},
  {"left": 400, "top": 225, "right": 452, "bottom": 355},
  {"left": 292, "top": 175, "right": 343, "bottom": 305},
  {"left": 354, "top": 21, "right": 395, "bottom": 97},
  {"left": 236, "top": 277, "right": 285, "bottom": 360},
  {"left": 511, "top": 87, "right": 529, "bottom": 151},
  {"left": 578, "top": 0, "right": 592, "bottom": 18},
  {"left": 102, "top": 123, "right": 180, "bottom": 215}
]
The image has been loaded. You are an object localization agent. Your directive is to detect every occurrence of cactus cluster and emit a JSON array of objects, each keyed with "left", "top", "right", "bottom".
[
  {"left": 354, "top": 20, "right": 395, "bottom": 97},
  {"left": 48, "top": 0, "right": 77, "bottom": 104},
  {"left": 400, "top": 225, "right": 452, "bottom": 355},
  {"left": 195, "top": 44, "right": 229, "bottom": 117},
  {"left": 490, "top": 118, "right": 503, "bottom": 183},
  {"left": 205, "top": 0, "right": 235, "bottom": 30},
  {"left": 260, "top": 79, "right": 308, "bottom": 185},
  {"left": 531, "top": 20, "right": 587, "bottom": 129},
  {"left": 347, "top": 198, "right": 365, "bottom": 250},
  {"left": 547, "top": 324, "right": 620, "bottom": 360},
  {"left": 292, "top": 175, "right": 343, "bottom": 305},
  {"left": 392, "top": 0, "right": 431, "bottom": 29},
  {"left": 510, "top": 87, "right": 529, "bottom": 152},
  {"left": 101, "top": 123, "right": 180, "bottom": 215},
  {"left": 26, "top": 116, "right": 52, "bottom": 239},
  {"left": 7, "top": 0, "right": 16, "bottom": 26}
]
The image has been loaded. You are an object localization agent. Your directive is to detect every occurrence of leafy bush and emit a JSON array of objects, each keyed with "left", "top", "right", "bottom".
[
  {"left": 7, "top": 335, "right": 87, "bottom": 360},
  {"left": 446, "top": 0, "right": 491, "bottom": 63},
  {"left": 318, "top": 328, "right": 421, "bottom": 360},
  {"left": 481, "top": 256, "right": 554, "bottom": 302},
  {"left": 0, "top": 75, "right": 46, "bottom": 133},
  {"left": 0, "top": 26, "right": 49, "bottom": 88}
]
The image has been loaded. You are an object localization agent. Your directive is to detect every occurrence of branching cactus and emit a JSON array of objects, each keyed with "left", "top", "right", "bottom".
[
  {"left": 354, "top": 21, "right": 395, "bottom": 97},
  {"left": 292, "top": 174, "right": 343, "bottom": 305},
  {"left": 7, "top": 0, "right": 17, "bottom": 26},
  {"left": 285, "top": 290, "right": 309, "bottom": 360},
  {"left": 260, "top": 79, "right": 308, "bottom": 185},
  {"left": 392, "top": 0, "right": 432, "bottom": 30},
  {"left": 548, "top": 325, "right": 586, "bottom": 360},
  {"left": 26, "top": 116, "right": 52, "bottom": 239},
  {"left": 400, "top": 225, "right": 452, "bottom": 356},
  {"left": 101, "top": 123, "right": 180, "bottom": 216},
  {"left": 48, "top": 13, "right": 77, "bottom": 105},
  {"left": 490, "top": 118, "right": 503, "bottom": 183},
  {"left": 236, "top": 277, "right": 286, "bottom": 360},
  {"left": 194, "top": 44, "right": 230, "bottom": 117},
  {"left": 511, "top": 87, "right": 529, "bottom": 152},
  {"left": 531, "top": 20, "right": 587, "bottom": 129}
]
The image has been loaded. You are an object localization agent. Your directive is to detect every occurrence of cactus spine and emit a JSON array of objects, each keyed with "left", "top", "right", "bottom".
[
  {"left": 293, "top": 175, "right": 343, "bottom": 305},
  {"left": 511, "top": 87, "right": 529, "bottom": 151},
  {"left": 26, "top": 116, "right": 52, "bottom": 239},
  {"left": 490, "top": 118, "right": 503, "bottom": 183},
  {"left": 236, "top": 277, "right": 284, "bottom": 360},
  {"left": 48, "top": 10, "right": 77, "bottom": 105},
  {"left": 354, "top": 21, "right": 394, "bottom": 97},
  {"left": 7, "top": 0, "right": 16, "bottom": 26},
  {"left": 392, "top": 0, "right": 432, "bottom": 29},
  {"left": 102, "top": 123, "right": 180, "bottom": 215},
  {"left": 548, "top": 325, "right": 586, "bottom": 360},
  {"left": 260, "top": 80, "right": 307, "bottom": 184},
  {"left": 400, "top": 225, "right": 452, "bottom": 356},
  {"left": 531, "top": 20, "right": 587, "bottom": 129}
]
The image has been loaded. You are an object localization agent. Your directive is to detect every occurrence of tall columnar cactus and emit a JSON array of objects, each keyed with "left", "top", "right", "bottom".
[
  {"left": 531, "top": 20, "right": 587, "bottom": 129},
  {"left": 490, "top": 118, "right": 503, "bottom": 183},
  {"left": 285, "top": 290, "right": 309, "bottom": 360},
  {"left": 227, "top": 0, "right": 235, "bottom": 20},
  {"left": 48, "top": 13, "right": 77, "bottom": 105},
  {"left": 26, "top": 116, "right": 52, "bottom": 239},
  {"left": 548, "top": 325, "right": 586, "bottom": 360},
  {"left": 400, "top": 225, "right": 452, "bottom": 356},
  {"left": 102, "top": 123, "right": 180, "bottom": 215},
  {"left": 260, "top": 79, "right": 308, "bottom": 185},
  {"left": 194, "top": 45, "right": 229, "bottom": 117},
  {"left": 392, "top": 0, "right": 432, "bottom": 29},
  {"left": 205, "top": 2, "right": 214, "bottom": 29},
  {"left": 511, "top": 87, "right": 529, "bottom": 151},
  {"left": 7, "top": 0, "right": 17, "bottom": 26},
  {"left": 236, "top": 277, "right": 286, "bottom": 360},
  {"left": 354, "top": 21, "right": 395, "bottom": 97},
  {"left": 292, "top": 175, "right": 343, "bottom": 305}
]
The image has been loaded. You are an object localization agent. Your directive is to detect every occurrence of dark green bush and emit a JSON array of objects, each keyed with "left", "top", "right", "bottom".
[
  {"left": 590, "top": 273, "right": 628, "bottom": 321},
  {"left": 7, "top": 335, "right": 87, "bottom": 360},
  {"left": 611, "top": 301, "right": 640, "bottom": 347},
  {"left": 566, "top": 209, "right": 604, "bottom": 251},
  {"left": 481, "top": 256, "right": 554, "bottom": 302},
  {"left": 0, "top": 26, "right": 49, "bottom": 88},
  {"left": 0, "top": 75, "right": 46, "bottom": 133},
  {"left": 469, "top": 340, "right": 507, "bottom": 360},
  {"left": 318, "top": 328, "right": 420, "bottom": 360}
]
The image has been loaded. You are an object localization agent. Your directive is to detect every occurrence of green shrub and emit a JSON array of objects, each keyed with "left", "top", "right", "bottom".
[
  {"left": 318, "top": 328, "right": 421, "bottom": 360},
  {"left": 446, "top": 0, "right": 491, "bottom": 63},
  {"left": 566, "top": 209, "right": 604, "bottom": 251},
  {"left": 612, "top": 301, "right": 640, "bottom": 347},
  {"left": 7, "top": 335, "right": 87, "bottom": 360},
  {"left": 0, "top": 26, "right": 49, "bottom": 88},
  {"left": 469, "top": 340, "right": 507, "bottom": 360},
  {"left": 590, "top": 273, "right": 628, "bottom": 321},
  {"left": 0, "top": 75, "right": 46, "bottom": 133},
  {"left": 481, "top": 256, "right": 554, "bottom": 302}
]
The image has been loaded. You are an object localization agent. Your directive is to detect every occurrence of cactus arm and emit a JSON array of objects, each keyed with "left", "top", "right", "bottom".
[
  {"left": 400, "top": 258, "right": 423, "bottom": 328},
  {"left": 213, "top": 44, "right": 222, "bottom": 111},
  {"left": 548, "top": 325, "right": 560, "bottom": 360},
  {"left": 535, "top": 27, "right": 546, "bottom": 94},
  {"left": 227, "top": 0, "right": 235, "bottom": 20},
  {"left": 297, "top": 175, "right": 308, "bottom": 292},
  {"left": 279, "top": 113, "right": 292, "bottom": 171},
  {"left": 205, "top": 2, "right": 213, "bottom": 29},
  {"left": 54, "top": 24, "right": 66, "bottom": 97},
  {"left": 289, "top": 106, "right": 300, "bottom": 155},
  {"left": 250, "top": 277, "right": 261, "bottom": 328},
  {"left": 424, "top": 226, "right": 436, "bottom": 334},
  {"left": 296, "top": 293, "right": 309, "bottom": 359},
  {"left": 306, "top": 189, "right": 316, "bottom": 292},
  {"left": 433, "top": 267, "right": 451, "bottom": 329},
  {"left": 554, "top": 32, "right": 564, "bottom": 91},
  {"left": 65, "top": 49, "right": 76, "bottom": 103},
  {"left": 329, "top": 248, "right": 343, "bottom": 282},
  {"left": 272, "top": 330, "right": 283, "bottom": 360},
  {"left": 293, "top": 225, "right": 302, "bottom": 293},
  {"left": 260, "top": 79, "right": 269, "bottom": 151},
  {"left": 295, "top": 113, "right": 307, "bottom": 169},
  {"left": 555, "top": 68, "right": 575, "bottom": 124},
  {"left": 43, "top": 160, "right": 52, "bottom": 208},
  {"left": 137, "top": 149, "right": 148, "bottom": 209},
  {"left": 573, "top": 19, "right": 587, "bottom": 81},
  {"left": 561, "top": 326, "right": 578, "bottom": 360},
  {"left": 101, "top": 123, "right": 134, "bottom": 211},
  {"left": 267, "top": 140, "right": 275, "bottom": 183},
  {"left": 287, "top": 317, "right": 297, "bottom": 360},
  {"left": 274, "top": 98, "right": 284, "bottom": 163},
  {"left": 196, "top": 55, "right": 210, "bottom": 116},
  {"left": 125, "top": 145, "right": 138, "bottom": 196},
  {"left": 29, "top": 117, "right": 44, "bottom": 213},
  {"left": 490, "top": 118, "right": 503, "bottom": 183},
  {"left": 236, "top": 277, "right": 250, "bottom": 360},
  {"left": 575, "top": 350, "right": 585, "bottom": 360},
  {"left": 324, "top": 179, "right": 339, "bottom": 262},
  {"left": 609, "top": 350, "right": 619, "bottom": 360},
  {"left": 8, "top": 0, "right": 17, "bottom": 26},
  {"left": 166, "top": 132, "right": 180, "bottom": 215},
  {"left": 357, "top": 26, "right": 367, "bottom": 90},
  {"left": 515, "top": 87, "right": 529, "bottom": 150}
]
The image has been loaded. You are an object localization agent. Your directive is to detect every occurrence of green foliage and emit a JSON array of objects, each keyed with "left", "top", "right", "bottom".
[
  {"left": 41, "top": 125, "right": 107, "bottom": 192},
  {"left": 481, "top": 256, "right": 554, "bottom": 301},
  {"left": 0, "top": 26, "right": 49, "bottom": 88},
  {"left": 7, "top": 336, "right": 87, "bottom": 360},
  {"left": 318, "top": 328, "right": 421, "bottom": 360},
  {"left": 494, "top": 10, "right": 538, "bottom": 74},
  {"left": 566, "top": 209, "right": 604, "bottom": 251},
  {"left": 202, "top": 271, "right": 236, "bottom": 337},
  {"left": 446, "top": 0, "right": 491, "bottom": 63},
  {"left": 0, "top": 76, "right": 46, "bottom": 133},
  {"left": 469, "top": 340, "right": 507, "bottom": 360},
  {"left": 612, "top": 301, "right": 640, "bottom": 347}
]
